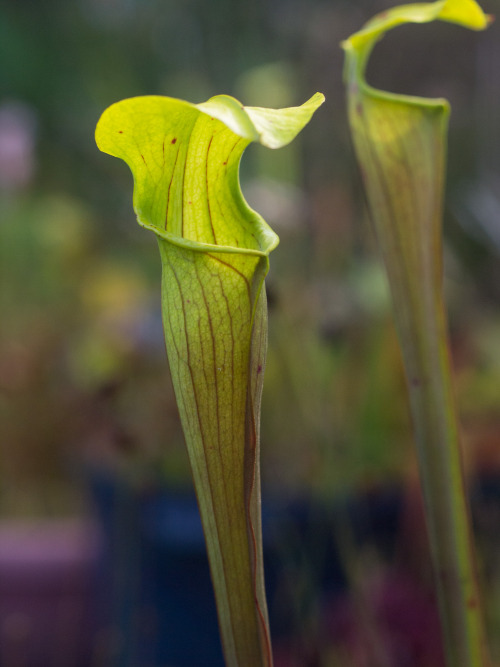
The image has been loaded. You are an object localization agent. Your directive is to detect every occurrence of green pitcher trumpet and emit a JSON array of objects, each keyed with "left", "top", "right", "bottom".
[
  {"left": 96, "top": 91, "right": 324, "bottom": 666},
  {"left": 342, "top": 2, "right": 491, "bottom": 666}
]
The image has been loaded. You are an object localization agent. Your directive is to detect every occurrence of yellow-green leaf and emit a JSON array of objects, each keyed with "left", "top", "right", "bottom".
[
  {"left": 342, "top": 2, "right": 491, "bottom": 666},
  {"left": 96, "top": 91, "right": 324, "bottom": 666}
]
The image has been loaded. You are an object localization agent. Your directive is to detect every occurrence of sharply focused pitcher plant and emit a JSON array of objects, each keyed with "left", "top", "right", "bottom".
[
  {"left": 342, "top": 1, "right": 492, "bottom": 666},
  {"left": 96, "top": 92, "right": 324, "bottom": 666}
]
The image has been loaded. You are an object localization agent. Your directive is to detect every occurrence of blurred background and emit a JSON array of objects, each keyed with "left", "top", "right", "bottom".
[{"left": 0, "top": 0, "right": 499, "bottom": 665}]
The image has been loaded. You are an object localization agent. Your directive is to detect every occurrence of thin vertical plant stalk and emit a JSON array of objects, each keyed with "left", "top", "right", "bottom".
[{"left": 342, "top": 1, "right": 492, "bottom": 665}]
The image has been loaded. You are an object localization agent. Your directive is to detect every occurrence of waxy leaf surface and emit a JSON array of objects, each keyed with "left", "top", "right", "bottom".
[
  {"left": 342, "top": 0, "right": 490, "bottom": 354},
  {"left": 96, "top": 92, "right": 324, "bottom": 666},
  {"left": 342, "top": 2, "right": 491, "bottom": 666}
]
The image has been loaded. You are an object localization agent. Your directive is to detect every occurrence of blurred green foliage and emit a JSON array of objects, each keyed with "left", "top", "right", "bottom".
[
  {"left": 2, "top": 0, "right": 500, "bottom": 662},
  {"left": 0, "top": 0, "right": 499, "bottom": 510}
]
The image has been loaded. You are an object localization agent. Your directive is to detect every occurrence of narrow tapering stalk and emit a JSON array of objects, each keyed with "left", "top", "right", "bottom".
[
  {"left": 96, "top": 92, "right": 324, "bottom": 666},
  {"left": 405, "top": 262, "right": 489, "bottom": 667},
  {"left": 342, "top": 2, "right": 492, "bottom": 665}
]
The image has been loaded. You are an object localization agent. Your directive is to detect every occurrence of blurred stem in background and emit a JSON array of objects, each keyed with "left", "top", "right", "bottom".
[{"left": 342, "top": 1, "right": 492, "bottom": 666}]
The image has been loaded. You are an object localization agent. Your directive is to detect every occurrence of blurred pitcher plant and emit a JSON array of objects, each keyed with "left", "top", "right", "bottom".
[
  {"left": 96, "top": 92, "right": 324, "bottom": 666},
  {"left": 342, "top": 1, "right": 492, "bottom": 665}
]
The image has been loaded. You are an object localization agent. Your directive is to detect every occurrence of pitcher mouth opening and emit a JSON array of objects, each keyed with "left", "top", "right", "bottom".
[{"left": 137, "top": 217, "right": 279, "bottom": 258}]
